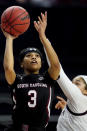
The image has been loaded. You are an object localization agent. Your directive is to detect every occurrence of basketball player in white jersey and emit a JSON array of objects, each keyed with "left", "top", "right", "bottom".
[{"left": 44, "top": 48, "right": 87, "bottom": 131}]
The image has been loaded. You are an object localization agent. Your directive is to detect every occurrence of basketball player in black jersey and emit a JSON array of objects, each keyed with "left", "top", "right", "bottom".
[{"left": 2, "top": 12, "right": 60, "bottom": 131}]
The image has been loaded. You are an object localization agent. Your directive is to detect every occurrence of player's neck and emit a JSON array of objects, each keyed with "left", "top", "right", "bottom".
[{"left": 24, "top": 70, "right": 39, "bottom": 75}]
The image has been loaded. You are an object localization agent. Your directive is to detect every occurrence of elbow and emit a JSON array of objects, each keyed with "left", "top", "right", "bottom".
[
  {"left": 55, "top": 65, "right": 60, "bottom": 74},
  {"left": 48, "top": 62, "right": 60, "bottom": 80},
  {"left": 51, "top": 62, "right": 60, "bottom": 80},
  {"left": 3, "top": 62, "right": 8, "bottom": 70},
  {"left": 3, "top": 62, "right": 13, "bottom": 72},
  {"left": 53, "top": 61, "right": 60, "bottom": 72}
]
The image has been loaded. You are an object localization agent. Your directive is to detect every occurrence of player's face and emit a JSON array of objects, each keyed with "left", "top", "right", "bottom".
[
  {"left": 72, "top": 77, "right": 86, "bottom": 93},
  {"left": 21, "top": 52, "right": 42, "bottom": 73}
]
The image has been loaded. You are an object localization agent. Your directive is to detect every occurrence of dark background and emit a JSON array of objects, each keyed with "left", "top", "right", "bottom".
[{"left": 0, "top": 0, "right": 87, "bottom": 131}]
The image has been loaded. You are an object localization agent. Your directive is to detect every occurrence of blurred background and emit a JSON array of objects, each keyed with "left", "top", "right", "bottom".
[{"left": 0, "top": 0, "right": 87, "bottom": 131}]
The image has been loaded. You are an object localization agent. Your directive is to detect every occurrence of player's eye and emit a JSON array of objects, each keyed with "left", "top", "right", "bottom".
[
  {"left": 26, "top": 54, "right": 31, "bottom": 57},
  {"left": 75, "top": 82, "right": 80, "bottom": 86},
  {"left": 36, "top": 54, "right": 40, "bottom": 57}
]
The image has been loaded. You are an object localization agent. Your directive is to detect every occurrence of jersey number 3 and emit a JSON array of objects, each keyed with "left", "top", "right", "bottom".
[{"left": 28, "top": 90, "right": 37, "bottom": 108}]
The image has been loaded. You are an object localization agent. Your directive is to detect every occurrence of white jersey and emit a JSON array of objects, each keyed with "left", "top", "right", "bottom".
[{"left": 56, "top": 67, "right": 87, "bottom": 131}]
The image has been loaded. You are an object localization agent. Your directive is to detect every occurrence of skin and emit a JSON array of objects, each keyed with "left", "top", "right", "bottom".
[
  {"left": 21, "top": 52, "right": 42, "bottom": 74},
  {"left": 55, "top": 96, "right": 67, "bottom": 110}
]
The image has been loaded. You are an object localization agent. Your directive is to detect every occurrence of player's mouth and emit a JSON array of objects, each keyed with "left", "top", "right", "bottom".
[{"left": 31, "top": 60, "right": 38, "bottom": 64}]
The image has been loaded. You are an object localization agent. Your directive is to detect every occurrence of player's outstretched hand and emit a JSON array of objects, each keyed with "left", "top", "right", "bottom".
[
  {"left": 55, "top": 96, "right": 67, "bottom": 110},
  {"left": 34, "top": 11, "right": 47, "bottom": 37}
]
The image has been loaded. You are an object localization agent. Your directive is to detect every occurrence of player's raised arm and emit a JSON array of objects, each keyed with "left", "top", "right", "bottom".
[
  {"left": 3, "top": 31, "right": 16, "bottom": 85},
  {"left": 34, "top": 12, "right": 60, "bottom": 80}
]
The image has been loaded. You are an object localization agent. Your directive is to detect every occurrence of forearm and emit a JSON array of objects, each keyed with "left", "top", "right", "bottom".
[
  {"left": 40, "top": 34, "right": 60, "bottom": 68},
  {"left": 34, "top": 12, "right": 60, "bottom": 79},
  {"left": 57, "top": 67, "right": 82, "bottom": 101},
  {"left": 43, "top": 46, "right": 50, "bottom": 67},
  {"left": 4, "top": 37, "right": 14, "bottom": 70}
]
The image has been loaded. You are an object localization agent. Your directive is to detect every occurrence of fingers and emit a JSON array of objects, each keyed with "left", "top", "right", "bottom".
[
  {"left": 1, "top": 29, "right": 9, "bottom": 37},
  {"left": 44, "top": 11, "right": 47, "bottom": 22},
  {"left": 55, "top": 96, "right": 67, "bottom": 110},
  {"left": 1, "top": 29, "right": 18, "bottom": 39},
  {"left": 34, "top": 11, "right": 47, "bottom": 32},
  {"left": 34, "top": 21, "right": 39, "bottom": 31},
  {"left": 38, "top": 16, "right": 42, "bottom": 24},
  {"left": 36, "top": 11, "right": 47, "bottom": 24},
  {"left": 41, "top": 11, "right": 47, "bottom": 22},
  {"left": 55, "top": 101, "right": 66, "bottom": 110},
  {"left": 55, "top": 102, "right": 60, "bottom": 109},
  {"left": 55, "top": 101, "right": 62, "bottom": 109},
  {"left": 56, "top": 96, "right": 65, "bottom": 102}
]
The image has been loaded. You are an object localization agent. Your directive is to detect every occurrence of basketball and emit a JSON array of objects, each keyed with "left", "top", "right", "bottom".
[{"left": 1, "top": 6, "right": 30, "bottom": 37}]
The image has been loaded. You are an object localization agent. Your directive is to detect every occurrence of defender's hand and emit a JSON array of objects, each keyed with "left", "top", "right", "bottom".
[{"left": 55, "top": 96, "right": 67, "bottom": 110}]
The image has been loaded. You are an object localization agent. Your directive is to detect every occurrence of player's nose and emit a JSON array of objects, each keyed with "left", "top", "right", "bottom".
[{"left": 31, "top": 55, "right": 36, "bottom": 60}]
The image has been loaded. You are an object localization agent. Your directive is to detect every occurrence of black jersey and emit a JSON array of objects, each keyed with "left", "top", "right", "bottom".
[{"left": 10, "top": 71, "right": 55, "bottom": 127}]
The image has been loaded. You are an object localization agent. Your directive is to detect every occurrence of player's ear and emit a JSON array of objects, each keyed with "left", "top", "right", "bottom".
[
  {"left": 20, "top": 61, "right": 23, "bottom": 68},
  {"left": 21, "top": 65, "right": 23, "bottom": 68}
]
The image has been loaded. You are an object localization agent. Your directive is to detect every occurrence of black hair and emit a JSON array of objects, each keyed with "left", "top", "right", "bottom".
[{"left": 19, "top": 47, "right": 43, "bottom": 64}]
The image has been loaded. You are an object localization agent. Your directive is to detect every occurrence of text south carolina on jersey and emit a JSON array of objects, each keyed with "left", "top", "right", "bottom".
[{"left": 17, "top": 83, "right": 48, "bottom": 88}]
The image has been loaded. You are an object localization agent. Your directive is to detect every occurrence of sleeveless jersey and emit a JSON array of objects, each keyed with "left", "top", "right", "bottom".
[{"left": 10, "top": 72, "right": 55, "bottom": 127}]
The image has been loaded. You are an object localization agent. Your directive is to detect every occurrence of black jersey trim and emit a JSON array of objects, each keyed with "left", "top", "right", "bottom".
[
  {"left": 57, "top": 75, "right": 60, "bottom": 80},
  {"left": 66, "top": 105, "right": 87, "bottom": 116}
]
